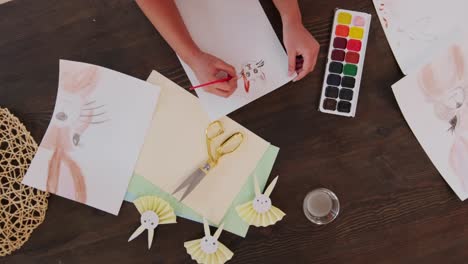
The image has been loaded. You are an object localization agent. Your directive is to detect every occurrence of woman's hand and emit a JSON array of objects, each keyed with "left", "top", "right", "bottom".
[
  {"left": 187, "top": 51, "right": 238, "bottom": 97},
  {"left": 283, "top": 21, "right": 320, "bottom": 82}
]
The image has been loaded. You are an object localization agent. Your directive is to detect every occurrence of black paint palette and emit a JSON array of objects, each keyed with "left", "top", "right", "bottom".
[{"left": 319, "top": 9, "right": 371, "bottom": 117}]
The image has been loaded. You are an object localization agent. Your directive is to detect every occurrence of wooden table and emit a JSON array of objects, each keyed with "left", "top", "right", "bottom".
[{"left": 2, "top": 0, "right": 468, "bottom": 263}]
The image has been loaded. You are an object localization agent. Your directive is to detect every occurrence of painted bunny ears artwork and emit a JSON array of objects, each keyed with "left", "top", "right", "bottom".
[
  {"left": 43, "top": 64, "right": 109, "bottom": 204},
  {"left": 418, "top": 44, "right": 466, "bottom": 132},
  {"left": 22, "top": 60, "right": 160, "bottom": 215},
  {"left": 417, "top": 44, "right": 468, "bottom": 193},
  {"left": 128, "top": 196, "right": 177, "bottom": 249},
  {"left": 236, "top": 175, "right": 285, "bottom": 227},
  {"left": 184, "top": 218, "right": 233, "bottom": 264}
]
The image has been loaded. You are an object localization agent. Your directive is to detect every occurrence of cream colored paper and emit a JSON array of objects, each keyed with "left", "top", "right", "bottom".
[{"left": 135, "top": 71, "right": 270, "bottom": 224}]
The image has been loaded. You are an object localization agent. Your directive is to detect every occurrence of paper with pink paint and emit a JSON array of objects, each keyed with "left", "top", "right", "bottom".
[
  {"left": 22, "top": 60, "right": 160, "bottom": 215},
  {"left": 373, "top": 0, "right": 468, "bottom": 74},
  {"left": 392, "top": 36, "right": 468, "bottom": 200},
  {"left": 175, "top": 0, "right": 295, "bottom": 120}
]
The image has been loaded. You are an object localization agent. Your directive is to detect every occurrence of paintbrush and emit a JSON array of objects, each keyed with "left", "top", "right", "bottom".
[{"left": 189, "top": 75, "right": 235, "bottom": 90}]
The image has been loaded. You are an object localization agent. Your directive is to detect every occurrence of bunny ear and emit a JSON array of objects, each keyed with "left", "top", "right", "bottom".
[
  {"left": 147, "top": 229, "right": 155, "bottom": 250},
  {"left": 264, "top": 176, "right": 279, "bottom": 198},
  {"left": 128, "top": 225, "right": 145, "bottom": 242},
  {"left": 254, "top": 174, "right": 261, "bottom": 196},
  {"left": 60, "top": 62, "right": 99, "bottom": 96},
  {"left": 213, "top": 223, "right": 224, "bottom": 240},
  {"left": 451, "top": 45, "right": 465, "bottom": 81},
  {"left": 449, "top": 136, "right": 468, "bottom": 192},
  {"left": 243, "top": 76, "right": 250, "bottom": 93},
  {"left": 203, "top": 218, "right": 211, "bottom": 237},
  {"left": 418, "top": 62, "right": 441, "bottom": 100},
  {"left": 256, "top": 60, "right": 265, "bottom": 67}
]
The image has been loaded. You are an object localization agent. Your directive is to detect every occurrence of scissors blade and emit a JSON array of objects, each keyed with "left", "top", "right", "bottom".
[
  {"left": 179, "top": 167, "right": 207, "bottom": 202},
  {"left": 172, "top": 172, "right": 196, "bottom": 196}
]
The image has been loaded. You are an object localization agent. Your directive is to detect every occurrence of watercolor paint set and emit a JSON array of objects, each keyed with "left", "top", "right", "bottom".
[{"left": 319, "top": 9, "right": 371, "bottom": 117}]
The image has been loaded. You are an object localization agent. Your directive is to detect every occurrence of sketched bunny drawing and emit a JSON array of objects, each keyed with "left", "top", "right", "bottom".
[
  {"left": 418, "top": 44, "right": 468, "bottom": 191},
  {"left": 240, "top": 60, "right": 265, "bottom": 93},
  {"left": 41, "top": 63, "right": 108, "bottom": 203}
]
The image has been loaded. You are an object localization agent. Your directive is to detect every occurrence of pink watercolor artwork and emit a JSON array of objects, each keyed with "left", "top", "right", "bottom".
[
  {"left": 418, "top": 45, "right": 468, "bottom": 192},
  {"left": 393, "top": 37, "right": 468, "bottom": 200},
  {"left": 22, "top": 60, "right": 160, "bottom": 214}
]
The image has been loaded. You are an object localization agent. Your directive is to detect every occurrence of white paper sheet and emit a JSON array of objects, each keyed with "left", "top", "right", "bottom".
[
  {"left": 175, "top": 0, "right": 294, "bottom": 120},
  {"left": 373, "top": 0, "right": 468, "bottom": 74},
  {"left": 22, "top": 60, "right": 160, "bottom": 215},
  {"left": 392, "top": 35, "right": 468, "bottom": 200}
]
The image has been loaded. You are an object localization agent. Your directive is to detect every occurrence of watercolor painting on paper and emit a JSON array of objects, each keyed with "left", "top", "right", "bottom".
[
  {"left": 373, "top": 0, "right": 467, "bottom": 74},
  {"left": 175, "top": 0, "right": 295, "bottom": 120},
  {"left": 22, "top": 60, "right": 160, "bottom": 215},
  {"left": 393, "top": 37, "right": 468, "bottom": 200},
  {"left": 239, "top": 59, "right": 266, "bottom": 94}
]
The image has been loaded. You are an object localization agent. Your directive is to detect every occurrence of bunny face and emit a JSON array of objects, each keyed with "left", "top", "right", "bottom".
[
  {"left": 200, "top": 235, "right": 219, "bottom": 254},
  {"left": 252, "top": 194, "right": 272, "bottom": 213},
  {"left": 140, "top": 211, "right": 159, "bottom": 230},
  {"left": 435, "top": 84, "right": 466, "bottom": 132},
  {"left": 241, "top": 60, "right": 265, "bottom": 82},
  {"left": 53, "top": 92, "right": 82, "bottom": 129},
  {"left": 240, "top": 60, "right": 266, "bottom": 93}
]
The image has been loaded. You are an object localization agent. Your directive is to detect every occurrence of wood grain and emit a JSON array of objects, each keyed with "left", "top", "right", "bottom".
[{"left": 2, "top": 0, "right": 468, "bottom": 263}]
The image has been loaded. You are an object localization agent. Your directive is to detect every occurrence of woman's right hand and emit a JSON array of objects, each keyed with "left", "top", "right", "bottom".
[{"left": 186, "top": 51, "right": 238, "bottom": 97}]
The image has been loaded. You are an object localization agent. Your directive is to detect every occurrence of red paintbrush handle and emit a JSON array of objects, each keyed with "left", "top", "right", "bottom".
[{"left": 190, "top": 75, "right": 233, "bottom": 90}]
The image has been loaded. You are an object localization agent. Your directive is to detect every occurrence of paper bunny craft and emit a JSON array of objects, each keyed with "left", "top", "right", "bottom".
[
  {"left": 184, "top": 218, "right": 233, "bottom": 264},
  {"left": 236, "top": 175, "right": 285, "bottom": 227},
  {"left": 418, "top": 44, "right": 468, "bottom": 192},
  {"left": 240, "top": 60, "right": 265, "bottom": 93},
  {"left": 128, "top": 196, "right": 177, "bottom": 249},
  {"left": 41, "top": 63, "right": 109, "bottom": 203}
]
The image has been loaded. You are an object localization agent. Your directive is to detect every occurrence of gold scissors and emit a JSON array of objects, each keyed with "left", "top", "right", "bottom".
[{"left": 172, "top": 120, "right": 244, "bottom": 201}]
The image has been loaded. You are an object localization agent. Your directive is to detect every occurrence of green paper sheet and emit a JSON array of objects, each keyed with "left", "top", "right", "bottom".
[{"left": 124, "top": 145, "right": 279, "bottom": 237}]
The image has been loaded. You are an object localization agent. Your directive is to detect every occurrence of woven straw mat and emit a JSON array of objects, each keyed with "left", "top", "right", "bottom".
[{"left": 0, "top": 108, "right": 48, "bottom": 256}]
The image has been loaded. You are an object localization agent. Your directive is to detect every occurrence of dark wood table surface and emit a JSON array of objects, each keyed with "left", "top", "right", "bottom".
[{"left": 2, "top": 0, "right": 468, "bottom": 263}]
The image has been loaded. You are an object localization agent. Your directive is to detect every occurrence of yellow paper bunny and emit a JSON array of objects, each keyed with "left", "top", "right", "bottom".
[
  {"left": 128, "top": 196, "right": 176, "bottom": 249},
  {"left": 236, "top": 175, "right": 285, "bottom": 227},
  {"left": 184, "top": 218, "right": 233, "bottom": 264}
]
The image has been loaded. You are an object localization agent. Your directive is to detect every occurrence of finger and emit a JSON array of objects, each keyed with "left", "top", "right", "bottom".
[
  {"left": 215, "top": 60, "right": 237, "bottom": 79},
  {"left": 203, "top": 86, "right": 230, "bottom": 97},
  {"left": 215, "top": 81, "right": 236, "bottom": 93},
  {"left": 287, "top": 49, "right": 297, "bottom": 76},
  {"left": 222, "top": 86, "right": 236, "bottom": 97},
  {"left": 309, "top": 49, "right": 319, "bottom": 72},
  {"left": 217, "top": 88, "right": 233, "bottom": 98},
  {"left": 228, "top": 76, "right": 238, "bottom": 89}
]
